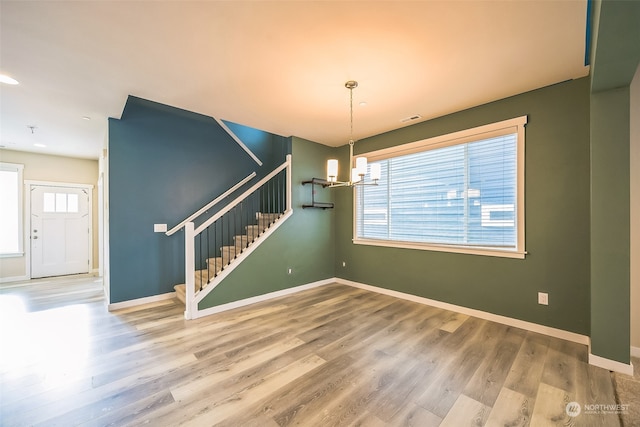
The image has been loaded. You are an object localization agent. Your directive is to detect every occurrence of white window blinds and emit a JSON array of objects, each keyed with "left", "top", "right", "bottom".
[{"left": 355, "top": 116, "right": 526, "bottom": 257}]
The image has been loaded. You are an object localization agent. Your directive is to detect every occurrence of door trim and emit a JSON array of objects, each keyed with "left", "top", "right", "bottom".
[{"left": 24, "top": 180, "right": 94, "bottom": 280}]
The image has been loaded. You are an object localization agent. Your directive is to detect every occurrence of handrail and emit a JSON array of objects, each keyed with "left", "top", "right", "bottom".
[
  {"left": 195, "top": 155, "right": 290, "bottom": 235},
  {"left": 166, "top": 171, "right": 256, "bottom": 236}
]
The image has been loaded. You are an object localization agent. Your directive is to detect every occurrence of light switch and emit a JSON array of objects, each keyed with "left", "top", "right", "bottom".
[{"left": 154, "top": 224, "right": 167, "bottom": 233}]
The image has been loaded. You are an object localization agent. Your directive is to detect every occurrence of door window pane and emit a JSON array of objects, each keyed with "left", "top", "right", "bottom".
[
  {"left": 43, "top": 193, "right": 56, "bottom": 212},
  {"left": 55, "top": 193, "right": 67, "bottom": 212},
  {"left": 67, "top": 194, "right": 79, "bottom": 213}
]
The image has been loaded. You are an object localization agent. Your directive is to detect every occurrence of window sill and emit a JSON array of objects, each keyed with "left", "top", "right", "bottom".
[
  {"left": 0, "top": 252, "right": 25, "bottom": 259},
  {"left": 353, "top": 238, "right": 526, "bottom": 259}
]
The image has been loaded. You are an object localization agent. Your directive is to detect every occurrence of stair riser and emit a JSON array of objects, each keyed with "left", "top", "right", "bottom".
[
  {"left": 174, "top": 212, "right": 284, "bottom": 306},
  {"left": 220, "top": 246, "right": 239, "bottom": 259},
  {"left": 205, "top": 257, "right": 223, "bottom": 270}
]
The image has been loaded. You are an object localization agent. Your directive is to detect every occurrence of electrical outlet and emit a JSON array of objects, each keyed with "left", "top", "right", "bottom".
[
  {"left": 538, "top": 292, "right": 549, "bottom": 305},
  {"left": 287, "top": 268, "right": 292, "bottom": 275},
  {"left": 342, "top": 261, "right": 346, "bottom": 267}
]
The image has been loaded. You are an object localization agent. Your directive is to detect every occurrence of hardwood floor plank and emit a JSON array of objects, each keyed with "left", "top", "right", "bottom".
[
  {"left": 438, "top": 394, "right": 491, "bottom": 427},
  {"left": 504, "top": 332, "right": 550, "bottom": 398},
  {"left": 540, "top": 340, "right": 582, "bottom": 396},
  {"left": 0, "top": 353, "right": 198, "bottom": 426},
  {"left": 134, "top": 339, "right": 334, "bottom": 426},
  {"left": 348, "top": 411, "right": 389, "bottom": 427},
  {"left": 463, "top": 325, "right": 526, "bottom": 407},
  {"left": 439, "top": 312, "right": 470, "bottom": 333},
  {"left": 180, "top": 353, "right": 326, "bottom": 427},
  {"left": 370, "top": 357, "right": 444, "bottom": 423},
  {"left": 484, "top": 387, "right": 534, "bottom": 427},
  {"left": 214, "top": 352, "right": 358, "bottom": 427},
  {"left": 529, "top": 382, "right": 574, "bottom": 427},
  {"left": 294, "top": 350, "right": 408, "bottom": 427},
  {"left": 170, "top": 336, "right": 305, "bottom": 402},
  {"left": 0, "top": 279, "right": 624, "bottom": 427},
  {"left": 388, "top": 403, "right": 442, "bottom": 427},
  {"left": 415, "top": 319, "right": 495, "bottom": 418},
  {"left": 574, "top": 360, "right": 621, "bottom": 427}
]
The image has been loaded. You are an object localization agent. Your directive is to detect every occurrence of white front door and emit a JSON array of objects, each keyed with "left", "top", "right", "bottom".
[{"left": 31, "top": 185, "right": 90, "bottom": 278}]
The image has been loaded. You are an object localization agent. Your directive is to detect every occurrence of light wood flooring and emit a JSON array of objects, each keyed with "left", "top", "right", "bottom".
[{"left": 0, "top": 276, "right": 633, "bottom": 426}]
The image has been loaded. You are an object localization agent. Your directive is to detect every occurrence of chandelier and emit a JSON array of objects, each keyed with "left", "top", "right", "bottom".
[{"left": 326, "top": 81, "right": 381, "bottom": 187}]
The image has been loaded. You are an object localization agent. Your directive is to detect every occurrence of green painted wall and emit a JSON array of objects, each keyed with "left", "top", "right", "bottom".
[
  {"left": 587, "top": 0, "right": 639, "bottom": 366},
  {"left": 198, "top": 137, "right": 336, "bottom": 308},
  {"left": 335, "top": 78, "right": 592, "bottom": 335},
  {"left": 590, "top": 87, "right": 630, "bottom": 364}
]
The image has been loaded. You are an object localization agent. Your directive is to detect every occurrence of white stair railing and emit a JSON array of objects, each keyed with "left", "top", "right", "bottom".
[
  {"left": 166, "top": 172, "right": 256, "bottom": 236},
  {"left": 183, "top": 154, "right": 292, "bottom": 319}
]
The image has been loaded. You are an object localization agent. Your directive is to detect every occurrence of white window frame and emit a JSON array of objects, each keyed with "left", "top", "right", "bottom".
[
  {"left": 0, "top": 162, "right": 25, "bottom": 258},
  {"left": 353, "top": 116, "right": 527, "bottom": 259}
]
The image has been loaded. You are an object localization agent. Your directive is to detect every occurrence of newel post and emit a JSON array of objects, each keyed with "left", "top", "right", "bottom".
[
  {"left": 184, "top": 221, "right": 195, "bottom": 319},
  {"left": 286, "top": 154, "right": 292, "bottom": 212}
]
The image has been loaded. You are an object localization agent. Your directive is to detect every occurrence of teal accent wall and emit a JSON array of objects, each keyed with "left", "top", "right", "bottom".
[
  {"left": 108, "top": 96, "right": 287, "bottom": 303},
  {"left": 335, "top": 78, "right": 592, "bottom": 335},
  {"left": 198, "top": 137, "right": 335, "bottom": 308}
]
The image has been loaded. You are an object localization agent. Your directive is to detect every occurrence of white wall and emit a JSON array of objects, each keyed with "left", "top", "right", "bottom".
[
  {"left": 631, "top": 62, "right": 640, "bottom": 354},
  {"left": 0, "top": 149, "right": 99, "bottom": 281}
]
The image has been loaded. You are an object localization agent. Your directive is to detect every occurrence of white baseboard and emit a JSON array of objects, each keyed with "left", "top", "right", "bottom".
[
  {"left": 0, "top": 275, "right": 29, "bottom": 284},
  {"left": 336, "top": 278, "right": 590, "bottom": 346},
  {"left": 589, "top": 353, "right": 634, "bottom": 376},
  {"left": 108, "top": 291, "right": 176, "bottom": 311},
  {"left": 192, "top": 278, "right": 335, "bottom": 319},
  {"left": 185, "top": 275, "right": 635, "bottom": 375}
]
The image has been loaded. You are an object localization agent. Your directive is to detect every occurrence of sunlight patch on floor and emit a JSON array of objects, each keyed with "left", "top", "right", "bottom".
[{"left": 0, "top": 295, "right": 91, "bottom": 388}]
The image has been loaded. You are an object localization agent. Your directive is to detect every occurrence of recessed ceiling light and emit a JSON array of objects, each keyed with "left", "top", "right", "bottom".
[
  {"left": 0, "top": 74, "right": 19, "bottom": 85},
  {"left": 33, "top": 143, "right": 47, "bottom": 148},
  {"left": 82, "top": 116, "right": 91, "bottom": 121},
  {"left": 359, "top": 101, "right": 368, "bottom": 107}
]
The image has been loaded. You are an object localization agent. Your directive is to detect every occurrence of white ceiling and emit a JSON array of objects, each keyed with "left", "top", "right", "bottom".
[{"left": 0, "top": 1, "right": 590, "bottom": 160}]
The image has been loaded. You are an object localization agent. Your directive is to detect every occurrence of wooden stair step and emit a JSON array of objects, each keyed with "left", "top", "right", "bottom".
[
  {"left": 173, "top": 211, "right": 284, "bottom": 306},
  {"left": 174, "top": 284, "right": 186, "bottom": 304},
  {"left": 220, "top": 246, "right": 237, "bottom": 260},
  {"left": 245, "top": 225, "right": 262, "bottom": 239},
  {"left": 233, "top": 235, "right": 252, "bottom": 248},
  {"left": 205, "top": 257, "right": 224, "bottom": 271},
  {"left": 257, "top": 212, "right": 281, "bottom": 220}
]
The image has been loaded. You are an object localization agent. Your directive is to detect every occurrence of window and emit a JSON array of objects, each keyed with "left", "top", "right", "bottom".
[
  {"left": 43, "top": 192, "right": 79, "bottom": 213},
  {"left": 355, "top": 116, "right": 526, "bottom": 258},
  {"left": 0, "top": 163, "right": 24, "bottom": 257}
]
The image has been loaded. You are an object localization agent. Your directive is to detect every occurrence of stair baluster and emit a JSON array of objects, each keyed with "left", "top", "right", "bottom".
[{"left": 175, "top": 155, "right": 292, "bottom": 319}]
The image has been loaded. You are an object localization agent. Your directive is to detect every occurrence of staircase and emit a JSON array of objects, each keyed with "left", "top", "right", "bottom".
[
  {"left": 173, "top": 212, "right": 282, "bottom": 304},
  {"left": 169, "top": 154, "right": 291, "bottom": 320}
]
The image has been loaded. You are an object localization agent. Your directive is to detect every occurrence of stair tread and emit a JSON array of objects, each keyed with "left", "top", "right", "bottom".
[{"left": 174, "top": 210, "right": 285, "bottom": 306}]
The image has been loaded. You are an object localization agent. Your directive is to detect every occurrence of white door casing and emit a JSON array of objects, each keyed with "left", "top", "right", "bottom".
[{"left": 30, "top": 184, "right": 91, "bottom": 278}]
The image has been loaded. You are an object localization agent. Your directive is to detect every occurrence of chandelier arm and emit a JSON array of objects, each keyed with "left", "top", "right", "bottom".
[{"left": 323, "top": 80, "right": 377, "bottom": 189}]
